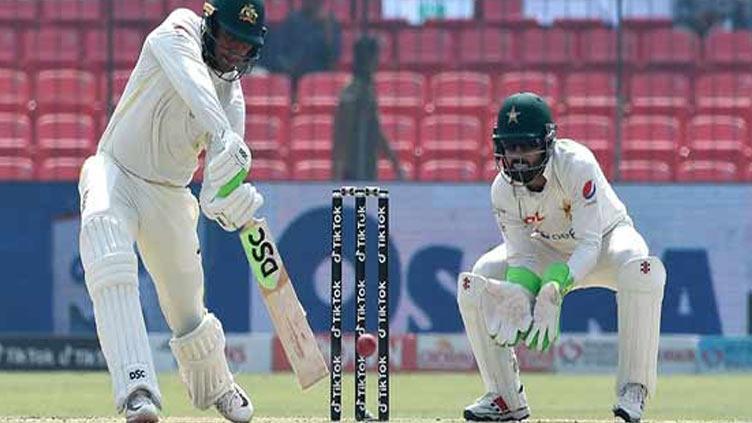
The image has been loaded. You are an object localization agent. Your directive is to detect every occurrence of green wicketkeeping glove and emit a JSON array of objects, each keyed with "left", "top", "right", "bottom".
[{"left": 525, "top": 262, "right": 573, "bottom": 352}]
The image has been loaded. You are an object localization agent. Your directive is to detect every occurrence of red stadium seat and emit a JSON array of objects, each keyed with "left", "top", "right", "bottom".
[
  {"left": 418, "top": 159, "right": 479, "bottom": 181},
  {"left": 479, "top": 0, "right": 523, "bottom": 22},
  {"left": 0, "top": 112, "right": 31, "bottom": 156},
  {"left": 704, "top": 30, "right": 752, "bottom": 67},
  {"left": 24, "top": 28, "right": 82, "bottom": 68},
  {"left": 241, "top": 73, "right": 292, "bottom": 114},
  {"left": 41, "top": 0, "right": 102, "bottom": 23},
  {"left": 35, "top": 70, "right": 98, "bottom": 112},
  {"left": 744, "top": 163, "right": 752, "bottom": 181},
  {"left": 640, "top": 28, "right": 699, "bottom": 68},
  {"left": 0, "top": 0, "right": 37, "bottom": 22},
  {"left": 36, "top": 113, "right": 97, "bottom": 158},
  {"left": 380, "top": 114, "right": 417, "bottom": 161},
  {"left": 84, "top": 29, "right": 145, "bottom": 68},
  {"left": 396, "top": 28, "right": 454, "bottom": 70},
  {"left": 0, "top": 156, "right": 33, "bottom": 180},
  {"left": 457, "top": 28, "right": 517, "bottom": 69},
  {"left": 340, "top": 29, "right": 393, "bottom": 70},
  {"left": 291, "top": 158, "right": 331, "bottom": 181},
  {"left": 250, "top": 158, "right": 289, "bottom": 180},
  {"left": 520, "top": 27, "right": 576, "bottom": 68},
  {"left": 497, "top": 72, "right": 560, "bottom": 107},
  {"left": 676, "top": 160, "right": 738, "bottom": 182},
  {"left": 113, "top": 0, "right": 166, "bottom": 23},
  {"left": 563, "top": 72, "right": 616, "bottom": 114},
  {"left": 166, "top": 0, "right": 203, "bottom": 13},
  {"left": 695, "top": 72, "right": 752, "bottom": 114},
  {"left": 37, "top": 156, "right": 87, "bottom": 181},
  {"left": 324, "top": 0, "right": 354, "bottom": 24},
  {"left": 419, "top": 114, "right": 482, "bottom": 162},
  {"left": 579, "top": 28, "right": 639, "bottom": 67},
  {"left": 0, "top": 30, "right": 20, "bottom": 66},
  {"left": 374, "top": 71, "right": 426, "bottom": 116},
  {"left": 556, "top": 114, "right": 614, "bottom": 176},
  {"left": 296, "top": 72, "right": 350, "bottom": 113},
  {"left": 378, "top": 159, "right": 414, "bottom": 181},
  {"left": 289, "top": 114, "right": 333, "bottom": 160},
  {"left": 354, "top": 0, "right": 382, "bottom": 24},
  {"left": 430, "top": 72, "right": 492, "bottom": 113},
  {"left": 618, "top": 159, "right": 673, "bottom": 182},
  {"left": 0, "top": 69, "right": 30, "bottom": 112},
  {"left": 628, "top": 72, "right": 690, "bottom": 115},
  {"left": 686, "top": 115, "right": 749, "bottom": 165},
  {"left": 621, "top": 115, "right": 680, "bottom": 163},
  {"left": 245, "top": 113, "right": 287, "bottom": 160}
]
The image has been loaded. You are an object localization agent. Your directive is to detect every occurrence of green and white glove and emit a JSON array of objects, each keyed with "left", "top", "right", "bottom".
[
  {"left": 485, "top": 266, "right": 541, "bottom": 347},
  {"left": 525, "top": 262, "right": 573, "bottom": 352}
]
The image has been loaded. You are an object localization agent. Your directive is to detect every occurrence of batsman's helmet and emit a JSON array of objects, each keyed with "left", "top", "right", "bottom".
[
  {"left": 492, "top": 92, "right": 557, "bottom": 184},
  {"left": 201, "top": 0, "right": 267, "bottom": 81}
]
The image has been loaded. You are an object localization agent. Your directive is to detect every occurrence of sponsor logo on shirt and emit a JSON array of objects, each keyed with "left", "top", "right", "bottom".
[
  {"left": 582, "top": 180, "right": 596, "bottom": 200},
  {"left": 523, "top": 212, "right": 545, "bottom": 225},
  {"left": 536, "top": 227, "right": 576, "bottom": 241}
]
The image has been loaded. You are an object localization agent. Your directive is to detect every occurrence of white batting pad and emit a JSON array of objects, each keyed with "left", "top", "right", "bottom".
[
  {"left": 457, "top": 272, "right": 525, "bottom": 409},
  {"left": 170, "top": 312, "right": 234, "bottom": 409},
  {"left": 80, "top": 214, "right": 161, "bottom": 411},
  {"left": 616, "top": 256, "right": 666, "bottom": 397}
]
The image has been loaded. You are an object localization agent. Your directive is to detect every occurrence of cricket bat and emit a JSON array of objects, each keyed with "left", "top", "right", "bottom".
[{"left": 238, "top": 218, "right": 329, "bottom": 390}]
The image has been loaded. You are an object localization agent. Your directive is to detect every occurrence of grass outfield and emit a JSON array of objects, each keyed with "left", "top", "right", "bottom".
[{"left": 0, "top": 372, "right": 750, "bottom": 422}]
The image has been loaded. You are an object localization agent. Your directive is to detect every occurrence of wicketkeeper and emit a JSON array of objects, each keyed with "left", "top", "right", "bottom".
[
  {"left": 77, "top": 1, "right": 267, "bottom": 421},
  {"left": 457, "top": 92, "right": 666, "bottom": 422}
]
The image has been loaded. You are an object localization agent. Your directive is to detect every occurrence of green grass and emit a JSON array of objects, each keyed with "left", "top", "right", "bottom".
[{"left": 0, "top": 372, "right": 750, "bottom": 422}]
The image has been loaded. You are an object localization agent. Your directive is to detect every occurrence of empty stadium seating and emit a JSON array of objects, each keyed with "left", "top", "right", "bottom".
[
  {"left": 0, "top": 5, "right": 749, "bottom": 183},
  {"left": 0, "top": 156, "right": 34, "bottom": 181}
]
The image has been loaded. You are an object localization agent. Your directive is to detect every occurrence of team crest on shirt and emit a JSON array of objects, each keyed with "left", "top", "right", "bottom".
[
  {"left": 561, "top": 199, "right": 573, "bottom": 221},
  {"left": 582, "top": 180, "right": 596, "bottom": 200}
]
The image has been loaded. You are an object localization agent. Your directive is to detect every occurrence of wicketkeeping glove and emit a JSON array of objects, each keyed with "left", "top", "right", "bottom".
[{"left": 526, "top": 262, "right": 573, "bottom": 352}]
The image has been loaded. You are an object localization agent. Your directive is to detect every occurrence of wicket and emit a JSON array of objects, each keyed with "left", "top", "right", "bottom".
[{"left": 330, "top": 186, "right": 390, "bottom": 421}]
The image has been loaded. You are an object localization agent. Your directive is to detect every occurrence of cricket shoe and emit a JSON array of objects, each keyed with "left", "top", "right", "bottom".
[
  {"left": 613, "top": 383, "right": 647, "bottom": 422},
  {"left": 125, "top": 389, "right": 160, "bottom": 423},
  {"left": 216, "top": 383, "right": 254, "bottom": 422},
  {"left": 463, "top": 387, "right": 530, "bottom": 421}
]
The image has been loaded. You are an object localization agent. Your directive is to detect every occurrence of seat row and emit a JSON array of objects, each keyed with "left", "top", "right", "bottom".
[
  {"left": 4, "top": 69, "right": 752, "bottom": 120},
  {"left": 3, "top": 25, "right": 752, "bottom": 71},
  {"left": 2, "top": 109, "right": 751, "bottom": 180},
  {"left": 1, "top": 155, "right": 750, "bottom": 183}
]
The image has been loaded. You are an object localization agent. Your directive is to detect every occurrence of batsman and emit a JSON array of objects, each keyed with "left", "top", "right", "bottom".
[
  {"left": 77, "top": 0, "right": 268, "bottom": 421},
  {"left": 457, "top": 92, "right": 666, "bottom": 422}
]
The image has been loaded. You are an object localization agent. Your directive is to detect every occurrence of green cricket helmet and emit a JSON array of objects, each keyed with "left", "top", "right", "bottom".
[
  {"left": 202, "top": 0, "right": 267, "bottom": 81},
  {"left": 492, "top": 92, "right": 557, "bottom": 184}
]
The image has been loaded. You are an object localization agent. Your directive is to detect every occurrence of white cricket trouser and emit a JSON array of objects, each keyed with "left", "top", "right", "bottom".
[
  {"left": 470, "top": 221, "right": 659, "bottom": 395},
  {"left": 78, "top": 153, "right": 207, "bottom": 409}
]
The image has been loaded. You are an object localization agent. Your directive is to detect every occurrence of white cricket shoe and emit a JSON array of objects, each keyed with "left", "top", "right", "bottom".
[
  {"left": 216, "top": 383, "right": 254, "bottom": 422},
  {"left": 125, "top": 389, "right": 159, "bottom": 423},
  {"left": 613, "top": 383, "right": 647, "bottom": 423},
  {"left": 463, "top": 387, "right": 530, "bottom": 421}
]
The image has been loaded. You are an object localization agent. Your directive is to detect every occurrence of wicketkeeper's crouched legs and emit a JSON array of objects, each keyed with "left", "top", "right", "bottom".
[
  {"left": 616, "top": 256, "right": 666, "bottom": 397},
  {"left": 456, "top": 245, "right": 527, "bottom": 415},
  {"left": 80, "top": 213, "right": 162, "bottom": 411}
]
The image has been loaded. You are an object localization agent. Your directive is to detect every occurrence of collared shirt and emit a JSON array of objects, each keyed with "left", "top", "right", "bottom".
[
  {"left": 97, "top": 8, "right": 245, "bottom": 187},
  {"left": 491, "top": 139, "right": 629, "bottom": 281}
]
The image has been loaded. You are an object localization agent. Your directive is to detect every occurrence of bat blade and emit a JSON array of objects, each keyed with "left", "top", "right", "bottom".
[{"left": 239, "top": 218, "right": 329, "bottom": 390}]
